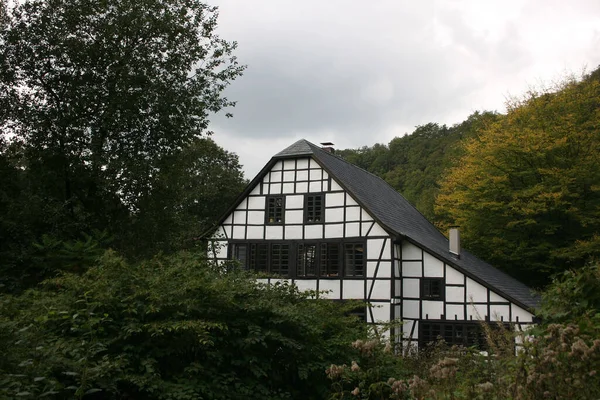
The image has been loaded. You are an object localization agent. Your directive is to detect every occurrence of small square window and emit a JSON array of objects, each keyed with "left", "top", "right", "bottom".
[
  {"left": 266, "top": 196, "right": 284, "bottom": 224},
  {"left": 305, "top": 194, "right": 324, "bottom": 223},
  {"left": 421, "top": 278, "right": 445, "bottom": 300}
]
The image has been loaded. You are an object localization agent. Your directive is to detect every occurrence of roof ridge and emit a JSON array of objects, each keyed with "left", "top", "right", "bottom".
[{"left": 311, "top": 141, "right": 442, "bottom": 237}]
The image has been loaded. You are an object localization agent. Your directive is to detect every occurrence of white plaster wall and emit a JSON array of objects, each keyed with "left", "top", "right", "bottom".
[
  {"left": 282, "top": 183, "right": 294, "bottom": 193},
  {"left": 248, "top": 196, "right": 265, "bottom": 209},
  {"left": 331, "top": 179, "right": 343, "bottom": 191},
  {"left": 467, "top": 303, "right": 488, "bottom": 320},
  {"left": 466, "top": 278, "right": 488, "bottom": 303},
  {"left": 511, "top": 304, "right": 534, "bottom": 323},
  {"left": 402, "top": 261, "right": 421, "bottom": 277},
  {"left": 371, "top": 303, "right": 390, "bottom": 322},
  {"left": 295, "top": 279, "right": 317, "bottom": 292},
  {"left": 283, "top": 171, "right": 295, "bottom": 181},
  {"left": 232, "top": 226, "right": 245, "bottom": 239},
  {"left": 345, "top": 222, "right": 360, "bottom": 237},
  {"left": 296, "top": 170, "right": 309, "bottom": 181},
  {"left": 286, "top": 195, "right": 304, "bottom": 209},
  {"left": 324, "top": 224, "right": 344, "bottom": 238},
  {"left": 367, "top": 239, "right": 385, "bottom": 259},
  {"left": 265, "top": 225, "right": 283, "bottom": 240},
  {"left": 446, "top": 304, "right": 465, "bottom": 320},
  {"left": 285, "top": 210, "right": 303, "bottom": 224},
  {"left": 423, "top": 253, "right": 444, "bottom": 277},
  {"left": 304, "top": 225, "right": 323, "bottom": 239},
  {"left": 246, "top": 226, "right": 263, "bottom": 239},
  {"left": 296, "top": 158, "right": 309, "bottom": 169},
  {"left": 283, "top": 159, "right": 295, "bottom": 170},
  {"left": 422, "top": 301, "right": 444, "bottom": 320},
  {"left": 295, "top": 182, "right": 308, "bottom": 193},
  {"left": 403, "top": 300, "right": 420, "bottom": 318},
  {"left": 445, "top": 265, "right": 464, "bottom": 284},
  {"left": 369, "top": 279, "right": 390, "bottom": 299},
  {"left": 326, "top": 192, "right": 345, "bottom": 207},
  {"left": 446, "top": 286, "right": 464, "bottom": 302},
  {"left": 490, "top": 305, "right": 510, "bottom": 321},
  {"left": 247, "top": 211, "right": 264, "bottom": 225},
  {"left": 402, "top": 241, "right": 422, "bottom": 260},
  {"left": 403, "top": 279, "right": 420, "bottom": 298},
  {"left": 346, "top": 206, "right": 361, "bottom": 221},
  {"left": 319, "top": 280, "right": 341, "bottom": 299},
  {"left": 361, "top": 208, "right": 373, "bottom": 221},
  {"left": 343, "top": 280, "right": 364, "bottom": 299},
  {"left": 325, "top": 207, "right": 344, "bottom": 222},
  {"left": 284, "top": 225, "right": 302, "bottom": 239},
  {"left": 368, "top": 223, "right": 388, "bottom": 237}
]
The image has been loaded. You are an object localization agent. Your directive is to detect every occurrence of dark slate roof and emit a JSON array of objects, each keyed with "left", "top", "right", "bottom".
[{"left": 277, "top": 139, "right": 539, "bottom": 310}]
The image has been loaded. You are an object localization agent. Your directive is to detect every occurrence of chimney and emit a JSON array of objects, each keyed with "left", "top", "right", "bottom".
[
  {"left": 320, "top": 142, "right": 335, "bottom": 154},
  {"left": 449, "top": 227, "right": 460, "bottom": 257}
]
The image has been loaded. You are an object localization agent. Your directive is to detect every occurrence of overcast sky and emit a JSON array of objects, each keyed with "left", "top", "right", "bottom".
[{"left": 207, "top": 0, "right": 600, "bottom": 179}]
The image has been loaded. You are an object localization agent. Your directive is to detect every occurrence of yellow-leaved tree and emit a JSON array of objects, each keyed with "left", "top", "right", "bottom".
[{"left": 436, "top": 70, "right": 600, "bottom": 287}]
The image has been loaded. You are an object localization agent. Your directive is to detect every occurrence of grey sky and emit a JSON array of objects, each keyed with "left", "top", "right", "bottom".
[{"left": 207, "top": 0, "right": 600, "bottom": 178}]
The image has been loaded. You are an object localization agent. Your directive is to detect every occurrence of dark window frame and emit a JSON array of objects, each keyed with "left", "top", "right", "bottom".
[
  {"left": 419, "top": 321, "right": 507, "bottom": 350},
  {"left": 343, "top": 243, "right": 365, "bottom": 277},
  {"left": 421, "top": 278, "right": 445, "bottom": 301},
  {"left": 229, "top": 239, "right": 365, "bottom": 279},
  {"left": 266, "top": 195, "right": 285, "bottom": 224},
  {"left": 304, "top": 193, "right": 325, "bottom": 224}
]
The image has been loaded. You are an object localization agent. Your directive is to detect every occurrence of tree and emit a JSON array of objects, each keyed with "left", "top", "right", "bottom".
[
  {"left": 0, "top": 0, "right": 244, "bottom": 289},
  {"left": 436, "top": 72, "right": 600, "bottom": 286},
  {"left": 123, "top": 137, "right": 247, "bottom": 258},
  {"left": 0, "top": 0, "right": 243, "bottom": 218}
]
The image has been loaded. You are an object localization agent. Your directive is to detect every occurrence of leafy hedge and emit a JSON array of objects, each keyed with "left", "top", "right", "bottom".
[{"left": 0, "top": 251, "right": 366, "bottom": 399}]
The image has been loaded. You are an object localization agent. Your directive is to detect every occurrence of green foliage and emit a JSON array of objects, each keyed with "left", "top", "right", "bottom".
[
  {"left": 337, "top": 112, "right": 498, "bottom": 221},
  {"left": 0, "top": 251, "right": 366, "bottom": 399},
  {"left": 0, "top": 0, "right": 246, "bottom": 291},
  {"left": 123, "top": 137, "right": 247, "bottom": 258},
  {"left": 436, "top": 71, "right": 600, "bottom": 286},
  {"left": 537, "top": 262, "right": 600, "bottom": 333}
]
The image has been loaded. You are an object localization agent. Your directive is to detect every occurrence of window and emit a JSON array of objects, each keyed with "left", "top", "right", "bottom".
[
  {"left": 270, "top": 244, "right": 290, "bottom": 276},
  {"left": 420, "top": 322, "right": 488, "bottom": 349},
  {"left": 305, "top": 194, "right": 324, "bottom": 223},
  {"left": 231, "top": 243, "right": 248, "bottom": 267},
  {"left": 267, "top": 196, "right": 284, "bottom": 223},
  {"left": 297, "top": 244, "right": 317, "bottom": 277},
  {"left": 421, "top": 278, "right": 445, "bottom": 300},
  {"left": 231, "top": 241, "right": 363, "bottom": 278},
  {"left": 320, "top": 243, "right": 340, "bottom": 277},
  {"left": 249, "top": 243, "right": 268, "bottom": 272},
  {"left": 344, "top": 243, "right": 364, "bottom": 277}
]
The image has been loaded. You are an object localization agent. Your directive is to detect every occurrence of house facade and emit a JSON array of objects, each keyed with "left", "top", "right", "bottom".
[{"left": 207, "top": 139, "right": 538, "bottom": 349}]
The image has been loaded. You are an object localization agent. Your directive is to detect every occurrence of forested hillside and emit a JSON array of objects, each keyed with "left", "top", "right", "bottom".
[
  {"left": 337, "top": 112, "right": 500, "bottom": 222},
  {"left": 339, "top": 69, "right": 600, "bottom": 287}
]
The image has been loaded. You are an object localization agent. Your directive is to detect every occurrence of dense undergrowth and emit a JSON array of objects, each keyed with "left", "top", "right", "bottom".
[
  {"left": 326, "top": 264, "right": 600, "bottom": 400},
  {"left": 1, "top": 254, "right": 599, "bottom": 399}
]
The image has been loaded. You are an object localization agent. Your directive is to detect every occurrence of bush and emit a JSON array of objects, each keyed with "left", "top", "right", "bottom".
[{"left": 0, "top": 251, "right": 366, "bottom": 399}]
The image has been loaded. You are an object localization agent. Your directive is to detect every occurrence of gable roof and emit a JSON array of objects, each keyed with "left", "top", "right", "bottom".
[{"left": 210, "top": 139, "right": 540, "bottom": 311}]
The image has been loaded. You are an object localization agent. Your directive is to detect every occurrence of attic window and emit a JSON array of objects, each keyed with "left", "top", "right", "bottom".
[
  {"left": 266, "top": 196, "right": 284, "bottom": 224},
  {"left": 305, "top": 194, "right": 324, "bottom": 223},
  {"left": 421, "top": 278, "right": 445, "bottom": 300}
]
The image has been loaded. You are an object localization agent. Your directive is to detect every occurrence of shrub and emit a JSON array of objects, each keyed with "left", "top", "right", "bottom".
[{"left": 0, "top": 251, "right": 366, "bottom": 399}]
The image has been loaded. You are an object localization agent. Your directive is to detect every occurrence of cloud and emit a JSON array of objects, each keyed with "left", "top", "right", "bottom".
[{"left": 207, "top": 0, "right": 600, "bottom": 178}]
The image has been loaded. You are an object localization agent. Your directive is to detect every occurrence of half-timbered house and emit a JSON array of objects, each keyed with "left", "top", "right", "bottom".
[{"left": 207, "top": 139, "right": 539, "bottom": 349}]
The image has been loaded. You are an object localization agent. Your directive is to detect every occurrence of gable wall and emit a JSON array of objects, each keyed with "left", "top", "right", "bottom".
[
  {"left": 397, "top": 240, "right": 535, "bottom": 348},
  {"left": 209, "top": 157, "right": 396, "bottom": 323}
]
